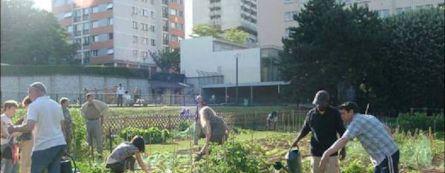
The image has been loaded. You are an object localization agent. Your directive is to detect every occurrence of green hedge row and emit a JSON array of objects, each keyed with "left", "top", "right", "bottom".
[{"left": 0, "top": 65, "right": 150, "bottom": 78}]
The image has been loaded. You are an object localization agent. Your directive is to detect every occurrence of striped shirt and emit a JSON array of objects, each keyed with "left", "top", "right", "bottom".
[{"left": 343, "top": 114, "right": 398, "bottom": 165}]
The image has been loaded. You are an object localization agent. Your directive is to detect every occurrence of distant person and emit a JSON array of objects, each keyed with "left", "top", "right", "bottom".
[
  {"left": 291, "top": 90, "right": 346, "bottom": 173},
  {"left": 133, "top": 87, "right": 141, "bottom": 104},
  {"left": 9, "top": 82, "right": 67, "bottom": 173},
  {"left": 319, "top": 102, "right": 399, "bottom": 173},
  {"left": 266, "top": 111, "right": 278, "bottom": 130},
  {"left": 196, "top": 106, "right": 229, "bottom": 160},
  {"left": 123, "top": 91, "right": 132, "bottom": 106},
  {"left": 193, "top": 95, "right": 207, "bottom": 145},
  {"left": 116, "top": 84, "right": 125, "bottom": 107},
  {"left": 18, "top": 96, "right": 33, "bottom": 173},
  {"left": 210, "top": 94, "right": 216, "bottom": 104},
  {"left": 106, "top": 136, "right": 150, "bottom": 173},
  {"left": 80, "top": 93, "right": 109, "bottom": 158},
  {"left": 60, "top": 97, "right": 73, "bottom": 154},
  {"left": 1, "top": 100, "right": 19, "bottom": 173}
]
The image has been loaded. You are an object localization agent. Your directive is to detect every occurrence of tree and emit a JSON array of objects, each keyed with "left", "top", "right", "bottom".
[
  {"left": 150, "top": 49, "right": 180, "bottom": 73},
  {"left": 1, "top": 0, "right": 77, "bottom": 65},
  {"left": 280, "top": 0, "right": 385, "bottom": 107},
  {"left": 224, "top": 28, "right": 249, "bottom": 44},
  {"left": 379, "top": 8, "right": 444, "bottom": 111},
  {"left": 191, "top": 24, "right": 249, "bottom": 44},
  {"left": 190, "top": 24, "right": 222, "bottom": 38}
]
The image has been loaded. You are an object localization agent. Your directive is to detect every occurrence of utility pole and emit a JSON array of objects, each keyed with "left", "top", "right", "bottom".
[{"left": 235, "top": 53, "right": 239, "bottom": 105}]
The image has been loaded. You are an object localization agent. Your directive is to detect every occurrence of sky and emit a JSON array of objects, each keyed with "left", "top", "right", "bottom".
[{"left": 33, "top": 0, "right": 52, "bottom": 11}]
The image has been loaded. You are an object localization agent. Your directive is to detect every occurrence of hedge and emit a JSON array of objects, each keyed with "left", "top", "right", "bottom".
[{"left": 0, "top": 65, "right": 150, "bottom": 78}]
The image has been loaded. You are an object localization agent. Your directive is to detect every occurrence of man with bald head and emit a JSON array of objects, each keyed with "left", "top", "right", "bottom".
[{"left": 9, "top": 82, "right": 66, "bottom": 173}]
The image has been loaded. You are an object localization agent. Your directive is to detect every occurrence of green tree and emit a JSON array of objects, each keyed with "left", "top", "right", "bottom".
[
  {"left": 380, "top": 8, "right": 444, "bottom": 110},
  {"left": 190, "top": 24, "right": 222, "bottom": 38},
  {"left": 280, "top": 0, "right": 385, "bottom": 106},
  {"left": 191, "top": 24, "right": 249, "bottom": 44},
  {"left": 224, "top": 28, "right": 249, "bottom": 44},
  {"left": 150, "top": 49, "right": 180, "bottom": 73},
  {"left": 1, "top": 0, "right": 77, "bottom": 65}
]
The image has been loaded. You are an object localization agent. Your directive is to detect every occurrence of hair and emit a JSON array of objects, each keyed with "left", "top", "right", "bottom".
[
  {"left": 21, "top": 96, "right": 32, "bottom": 108},
  {"left": 59, "top": 97, "right": 70, "bottom": 105},
  {"left": 86, "top": 92, "right": 95, "bottom": 99},
  {"left": 30, "top": 82, "right": 47, "bottom": 94},
  {"left": 338, "top": 102, "right": 360, "bottom": 113},
  {"left": 130, "top": 135, "right": 145, "bottom": 152},
  {"left": 2, "top": 100, "right": 19, "bottom": 113}
]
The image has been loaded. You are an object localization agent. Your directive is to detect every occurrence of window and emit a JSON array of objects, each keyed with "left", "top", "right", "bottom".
[
  {"left": 133, "top": 50, "right": 138, "bottom": 57},
  {"left": 150, "top": 25, "right": 155, "bottom": 32},
  {"left": 163, "top": 33, "right": 169, "bottom": 44},
  {"left": 63, "top": 12, "right": 72, "bottom": 18},
  {"left": 82, "top": 37, "right": 90, "bottom": 45},
  {"left": 162, "top": 7, "right": 168, "bottom": 18},
  {"left": 107, "top": 48, "right": 114, "bottom": 55},
  {"left": 74, "top": 38, "right": 81, "bottom": 44},
  {"left": 151, "top": 39, "right": 156, "bottom": 46},
  {"left": 178, "top": 10, "right": 184, "bottom": 17},
  {"left": 133, "top": 36, "right": 138, "bottom": 43},
  {"left": 92, "top": 21, "right": 99, "bottom": 28},
  {"left": 83, "top": 8, "right": 90, "bottom": 15},
  {"left": 151, "top": 11, "right": 155, "bottom": 18},
  {"left": 132, "top": 7, "right": 139, "bottom": 15},
  {"left": 109, "top": 33, "right": 113, "bottom": 39},
  {"left": 93, "top": 35, "right": 99, "bottom": 42},
  {"left": 106, "top": 3, "right": 113, "bottom": 10},
  {"left": 143, "top": 38, "right": 149, "bottom": 45},
  {"left": 169, "top": 9, "right": 177, "bottom": 15},
  {"left": 92, "top": 6, "right": 99, "bottom": 13},
  {"left": 67, "top": 25, "right": 73, "bottom": 32},
  {"left": 92, "top": 50, "right": 98, "bottom": 56},
  {"left": 132, "top": 21, "right": 138, "bottom": 29},
  {"left": 141, "top": 23, "right": 148, "bottom": 31},
  {"left": 142, "top": 9, "right": 149, "bottom": 16},
  {"left": 151, "top": 0, "right": 155, "bottom": 5},
  {"left": 108, "top": 17, "right": 113, "bottom": 25},
  {"left": 283, "top": 0, "right": 295, "bottom": 4}
]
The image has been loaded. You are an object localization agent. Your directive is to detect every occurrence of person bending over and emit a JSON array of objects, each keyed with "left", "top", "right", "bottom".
[{"left": 106, "top": 136, "right": 150, "bottom": 173}]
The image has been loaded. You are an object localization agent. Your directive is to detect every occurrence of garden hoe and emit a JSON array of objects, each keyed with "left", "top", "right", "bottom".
[{"left": 273, "top": 148, "right": 302, "bottom": 173}]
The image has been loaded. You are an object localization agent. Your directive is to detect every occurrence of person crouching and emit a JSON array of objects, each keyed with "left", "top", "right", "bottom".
[
  {"left": 106, "top": 136, "right": 150, "bottom": 173},
  {"left": 196, "top": 106, "right": 229, "bottom": 159}
]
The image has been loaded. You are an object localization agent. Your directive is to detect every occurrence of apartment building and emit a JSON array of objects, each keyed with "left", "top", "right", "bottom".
[
  {"left": 192, "top": 0, "right": 258, "bottom": 44},
  {"left": 257, "top": 0, "right": 442, "bottom": 48},
  {"left": 52, "top": 0, "right": 184, "bottom": 68}
]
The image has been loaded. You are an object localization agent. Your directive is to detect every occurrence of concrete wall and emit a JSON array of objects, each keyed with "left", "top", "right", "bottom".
[
  {"left": 180, "top": 37, "right": 261, "bottom": 84},
  {"left": 0, "top": 74, "right": 150, "bottom": 102}
]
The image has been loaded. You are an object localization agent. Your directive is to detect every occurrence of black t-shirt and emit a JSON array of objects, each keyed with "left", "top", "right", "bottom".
[{"left": 299, "top": 106, "right": 346, "bottom": 157}]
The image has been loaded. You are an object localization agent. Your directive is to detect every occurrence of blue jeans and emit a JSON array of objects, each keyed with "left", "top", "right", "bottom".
[
  {"left": 31, "top": 145, "right": 66, "bottom": 173},
  {"left": 375, "top": 150, "right": 399, "bottom": 173}
]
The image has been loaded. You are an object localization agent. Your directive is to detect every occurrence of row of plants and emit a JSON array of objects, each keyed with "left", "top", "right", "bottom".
[
  {"left": 118, "top": 127, "right": 172, "bottom": 144},
  {"left": 385, "top": 113, "right": 444, "bottom": 133}
]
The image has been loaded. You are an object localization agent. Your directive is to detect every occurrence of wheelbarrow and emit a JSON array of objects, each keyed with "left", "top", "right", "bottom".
[{"left": 273, "top": 148, "right": 302, "bottom": 173}]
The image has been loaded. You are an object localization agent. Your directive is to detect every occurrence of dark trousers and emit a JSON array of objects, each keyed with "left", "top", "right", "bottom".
[
  {"left": 117, "top": 95, "right": 123, "bottom": 107},
  {"left": 106, "top": 156, "right": 135, "bottom": 173},
  {"left": 31, "top": 145, "right": 66, "bottom": 173},
  {"left": 375, "top": 150, "right": 399, "bottom": 173}
]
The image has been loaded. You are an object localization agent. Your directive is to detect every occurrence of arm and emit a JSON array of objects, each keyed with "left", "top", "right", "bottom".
[
  {"left": 291, "top": 114, "right": 311, "bottom": 147},
  {"left": 335, "top": 111, "right": 347, "bottom": 159},
  {"left": 9, "top": 120, "right": 36, "bottom": 133},
  {"left": 319, "top": 136, "right": 349, "bottom": 172},
  {"left": 135, "top": 152, "right": 150, "bottom": 173}
]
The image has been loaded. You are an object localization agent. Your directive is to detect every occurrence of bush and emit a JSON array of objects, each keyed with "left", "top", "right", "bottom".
[
  {"left": 387, "top": 113, "right": 444, "bottom": 132},
  {"left": 119, "top": 127, "right": 171, "bottom": 144},
  {"left": 178, "top": 121, "right": 191, "bottom": 131}
]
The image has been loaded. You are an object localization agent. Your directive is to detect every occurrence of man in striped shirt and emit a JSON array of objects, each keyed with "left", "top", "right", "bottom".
[{"left": 319, "top": 102, "right": 399, "bottom": 173}]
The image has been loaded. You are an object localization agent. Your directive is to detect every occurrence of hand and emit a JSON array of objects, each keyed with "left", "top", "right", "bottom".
[
  {"left": 340, "top": 148, "right": 346, "bottom": 160},
  {"left": 319, "top": 154, "right": 329, "bottom": 172},
  {"left": 291, "top": 140, "right": 299, "bottom": 149},
  {"left": 7, "top": 125, "right": 15, "bottom": 134}
]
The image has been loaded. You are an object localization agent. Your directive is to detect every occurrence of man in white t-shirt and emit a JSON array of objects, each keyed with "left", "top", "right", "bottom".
[
  {"left": 9, "top": 82, "right": 67, "bottom": 173},
  {"left": 116, "top": 83, "right": 125, "bottom": 107}
]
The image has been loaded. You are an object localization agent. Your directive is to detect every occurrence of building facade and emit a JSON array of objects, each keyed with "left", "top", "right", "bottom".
[
  {"left": 192, "top": 0, "right": 258, "bottom": 44},
  {"left": 258, "top": 0, "right": 443, "bottom": 48},
  {"left": 52, "top": 0, "right": 185, "bottom": 68}
]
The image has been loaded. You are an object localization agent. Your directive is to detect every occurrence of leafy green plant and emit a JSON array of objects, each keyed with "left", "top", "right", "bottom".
[{"left": 119, "top": 127, "right": 172, "bottom": 144}]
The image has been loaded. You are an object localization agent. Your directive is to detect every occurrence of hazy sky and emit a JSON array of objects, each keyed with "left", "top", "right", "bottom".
[{"left": 33, "top": 0, "right": 52, "bottom": 11}]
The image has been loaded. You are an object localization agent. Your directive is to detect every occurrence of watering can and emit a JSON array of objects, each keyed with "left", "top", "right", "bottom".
[{"left": 273, "top": 148, "right": 302, "bottom": 173}]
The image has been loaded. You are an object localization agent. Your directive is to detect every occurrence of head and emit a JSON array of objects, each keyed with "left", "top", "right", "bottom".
[
  {"left": 86, "top": 93, "right": 95, "bottom": 102},
  {"left": 125, "top": 91, "right": 128, "bottom": 94},
  {"left": 338, "top": 102, "right": 360, "bottom": 123},
  {"left": 2, "top": 100, "right": 18, "bottom": 116},
  {"left": 312, "top": 90, "right": 330, "bottom": 111},
  {"left": 28, "top": 82, "right": 47, "bottom": 101},
  {"left": 59, "top": 97, "right": 70, "bottom": 108},
  {"left": 21, "top": 96, "right": 32, "bottom": 110},
  {"left": 195, "top": 95, "right": 203, "bottom": 103},
  {"left": 119, "top": 83, "right": 122, "bottom": 87},
  {"left": 130, "top": 135, "right": 145, "bottom": 152}
]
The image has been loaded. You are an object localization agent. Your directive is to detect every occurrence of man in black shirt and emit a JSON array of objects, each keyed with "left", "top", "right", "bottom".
[{"left": 291, "top": 90, "right": 346, "bottom": 173}]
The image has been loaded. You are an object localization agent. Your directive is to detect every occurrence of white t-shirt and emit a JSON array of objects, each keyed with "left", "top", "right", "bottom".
[
  {"left": 1, "top": 114, "right": 12, "bottom": 145},
  {"left": 116, "top": 87, "right": 125, "bottom": 95},
  {"left": 27, "top": 96, "right": 66, "bottom": 151}
]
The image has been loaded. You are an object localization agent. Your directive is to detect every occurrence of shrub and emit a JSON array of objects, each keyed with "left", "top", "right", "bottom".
[
  {"left": 178, "top": 121, "right": 191, "bottom": 131},
  {"left": 119, "top": 127, "right": 172, "bottom": 144},
  {"left": 387, "top": 113, "right": 444, "bottom": 132}
]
